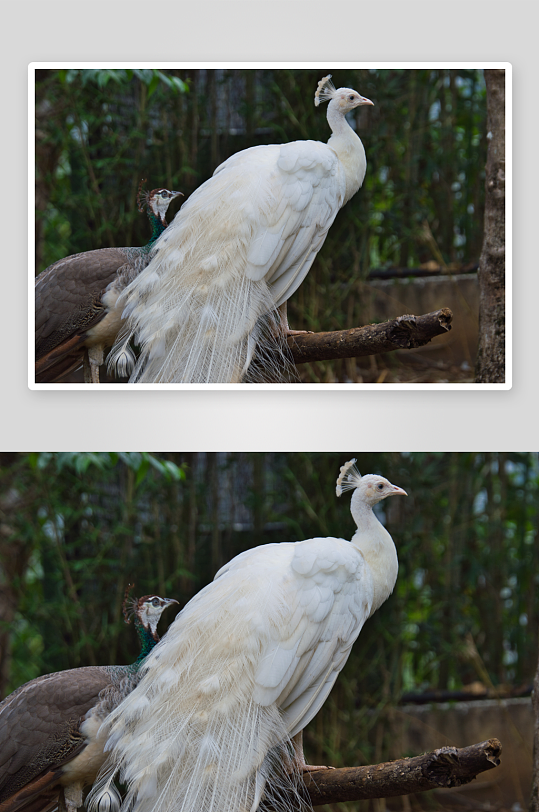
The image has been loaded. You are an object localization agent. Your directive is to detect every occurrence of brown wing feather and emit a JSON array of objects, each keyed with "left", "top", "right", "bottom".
[
  {"left": 0, "top": 770, "right": 63, "bottom": 812},
  {"left": 35, "top": 247, "right": 135, "bottom": 357},
  {"left": 34, "top": 334, "right": 89, "bottom": 382},
  {"left": 0, "top": 667, "right": 113, "bottom": 804}
]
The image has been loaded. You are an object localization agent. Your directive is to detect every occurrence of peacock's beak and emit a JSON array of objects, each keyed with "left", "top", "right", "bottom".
[
  {"left": 359, "top": 96, "right": 374, "bottom": 106},
  {"left": 391, "top": 485, "right": 407, "bottom": 496}
]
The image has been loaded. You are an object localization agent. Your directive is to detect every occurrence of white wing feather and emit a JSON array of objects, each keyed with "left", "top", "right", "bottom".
[
  {"left": 251, "top": 539, "right": 372, "bottom": 735},
  {"left": 214, "top": 538, "right": 372, "bottom": 734}
]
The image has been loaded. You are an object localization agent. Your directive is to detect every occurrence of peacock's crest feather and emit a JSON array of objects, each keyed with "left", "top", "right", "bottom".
[
  {"left": 336, "top": 458, "right": 362, "bottom": 496},
  {"left": 314, "top": 74, "right": 337, "bottom": 106}
]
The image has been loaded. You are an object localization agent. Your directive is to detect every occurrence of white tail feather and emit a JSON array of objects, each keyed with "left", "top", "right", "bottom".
[
  {"left": 91, "top": 579, "right": 310, "bottom": 812},
  {"left": 86, "top": 775, "right": 122, "bottom": 812},
  {"left": 107, "top": 340, "right": 136, "bottom": 379},
  {"left": 111, "top": 179, "right": 296, "bottom": 384}
]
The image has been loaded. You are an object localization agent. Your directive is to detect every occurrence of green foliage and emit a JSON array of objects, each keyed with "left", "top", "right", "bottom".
[
  {"left": 0, "top": 452, "right": 187, "bottom": 687},
  {"left": 58, "top": 68, "right": 188, "bottom": 96},
  {"left": 27, "top": 451, "right": 185, "bottom": 480},
  {"left": 35, "top": 68, "right": 190, "bottom": 267}
]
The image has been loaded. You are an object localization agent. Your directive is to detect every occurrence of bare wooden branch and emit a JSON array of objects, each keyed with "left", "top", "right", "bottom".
[
  {"left": 286, "top": 309, "right": 453, "bottom": 365},
  {"left": 296, "top": 738, "right": 502, "bottom": 804}
]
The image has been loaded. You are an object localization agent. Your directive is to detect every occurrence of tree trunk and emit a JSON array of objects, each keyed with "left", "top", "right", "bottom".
[
  {"left": 0, "top": 458, "right": 36, "bottom": 698},
  {"left": 531, "top": 635, "right": 539, "bottom": 812},
  {"left": 475, "top": 69, "right": 506, "bottom": 383},
  {"left": 35, "top": 71, "right": 65, "bottom": 274}
]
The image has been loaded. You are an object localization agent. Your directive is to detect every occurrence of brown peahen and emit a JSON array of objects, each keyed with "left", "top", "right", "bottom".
[
  {"left": 35, "top": 185, "right": 182, "bottom": 384},
  {"left": 0, "top": 591, "right": 178, "bottom": 812}
]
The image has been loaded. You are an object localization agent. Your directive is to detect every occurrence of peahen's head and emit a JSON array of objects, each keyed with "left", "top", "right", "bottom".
[
  {"left": 135, "top": 595, "right": 179, "bottom": 639},
  {"left": 315, "top": 75, "right": 374, "bottom": 114},
  {"left": 137, "top": 181, "right": 183, "bottom": 227},
  {"left": 123, "top": 585, "right": 179, "bottom": 638},
  {"left": 146, "top": 188, "right": 184, "bottom": 227},
  {"left": 121, "top": 587, "right": 178, "bottom": 664},
  {"left": 336, "top": 459, "right": 407, "bottom": 508}
]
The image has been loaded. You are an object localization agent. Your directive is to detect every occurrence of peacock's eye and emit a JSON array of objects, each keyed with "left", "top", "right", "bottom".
[
  {"left": 349, "top": 95, "right": 355, "bottom": 101},
  {"left": 377, "top": 483, "right": 384, "bottom": 490}
]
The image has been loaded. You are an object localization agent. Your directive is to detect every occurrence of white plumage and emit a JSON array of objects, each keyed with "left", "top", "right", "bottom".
[
  {"left": 110, "top": 76, "right": 373, "bottom": 382},
  {"left": 90, "top": 461, "right": 405, "bottom": 812}
]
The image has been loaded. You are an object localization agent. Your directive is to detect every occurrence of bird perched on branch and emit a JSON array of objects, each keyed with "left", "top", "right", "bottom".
[
  {"left": 110, "top": 76, "right": 374, "bottom": 383},
  {"left": 35, "top": 185, "right": 183, "bottom": 384},
  {"left": 0, "top": 590, "right": 178, "bottom": 812},
  {"left": 90, "top": 461, "right": 405, "bottom": 812}
]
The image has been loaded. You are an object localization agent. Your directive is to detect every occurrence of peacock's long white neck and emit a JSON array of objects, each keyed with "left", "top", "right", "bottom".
[
  {"left": 350, "top": 494, "right": 398, "bottom": 615},
  {"left": 326, "top": 102, "right": 367, "bottom": 204}
]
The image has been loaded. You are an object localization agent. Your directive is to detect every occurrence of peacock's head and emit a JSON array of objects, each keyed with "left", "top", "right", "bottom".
[
  {"left": 336, "top": 459, "right": 407, "bottom": 507},
  {"left": 315, "top": 75, "right": 374, "bottom": 113}
]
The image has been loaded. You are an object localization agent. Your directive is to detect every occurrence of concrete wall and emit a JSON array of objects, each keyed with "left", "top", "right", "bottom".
[
  {"left": 360, "top": 272, "right": 479, "bottom": 369},
  {"left": 392, "top": 698, "right": 532, "bottom": 807}
]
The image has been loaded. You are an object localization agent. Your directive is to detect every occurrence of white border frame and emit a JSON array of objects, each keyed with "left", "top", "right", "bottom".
[{"left": 29, "top": 62, "right": 512, "bottom": 391}]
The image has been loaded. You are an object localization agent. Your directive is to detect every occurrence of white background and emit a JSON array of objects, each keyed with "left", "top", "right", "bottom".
[{"left": 5, "top": 1, "right": 535, "bottom": 452}]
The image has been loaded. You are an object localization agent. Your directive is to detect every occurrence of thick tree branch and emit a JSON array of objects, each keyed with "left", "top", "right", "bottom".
[
  {"left": 298, "top": 738, "right": 502, "bottom": 804},
  {"left": 287, "top": 309, "right": 453, "bottom": 365}
]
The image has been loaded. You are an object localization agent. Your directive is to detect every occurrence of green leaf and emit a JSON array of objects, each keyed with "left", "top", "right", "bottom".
[{"left": 146, "top": 73, "right": 160, "bottom": 100}]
